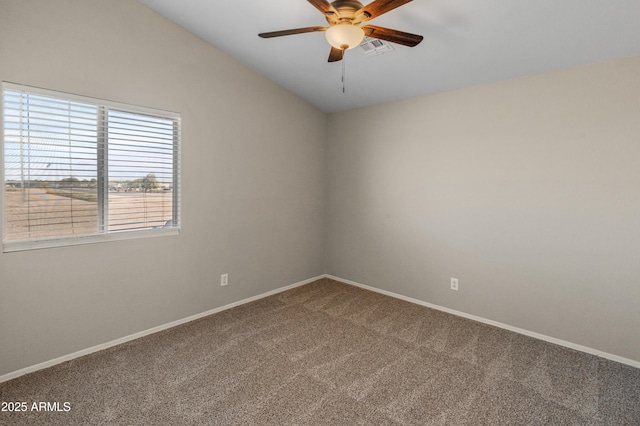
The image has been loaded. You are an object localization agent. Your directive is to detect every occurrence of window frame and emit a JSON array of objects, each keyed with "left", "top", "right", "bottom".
[{"left": 2, "top": 82, "right": 181, "bottom": 252}]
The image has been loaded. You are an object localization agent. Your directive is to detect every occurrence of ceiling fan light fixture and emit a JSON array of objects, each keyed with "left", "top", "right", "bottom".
[
  {"left": 325, "top": 23, "right": 365, "bottom": 50},
  {"left": 258, "top": 0, "right": 423, "bottom": 63}
]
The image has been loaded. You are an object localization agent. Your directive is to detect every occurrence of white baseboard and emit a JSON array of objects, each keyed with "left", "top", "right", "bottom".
[
  {"left": 325, "top": 274, "right": 640, "bottom": 369},
  {"left": 0, "top": 275, "right": 324, "bottom": 384},
  {"left": 4, "top": 272, "right": 636, "bottom": 384}
]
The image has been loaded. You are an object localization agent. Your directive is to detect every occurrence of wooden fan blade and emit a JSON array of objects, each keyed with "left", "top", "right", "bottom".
[
  {"left": 259, "top": 26, "right": 327, "bottom": 38},
  {"left": 328, "top": 47, "right": 344, "bottom": 62},
  {"left": 356, "top": 0, "right": 412, "bottom": 21},
  {"left": 362, "top": 25, "right": 423, "bottom": 47},
  {"left": 307, "top": 0, "right": 338, "bottom": 15}
]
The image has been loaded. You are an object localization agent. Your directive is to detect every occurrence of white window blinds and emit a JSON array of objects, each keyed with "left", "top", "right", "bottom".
[{"left": 2, "top": 83, "right": 180, "bottom": 252}]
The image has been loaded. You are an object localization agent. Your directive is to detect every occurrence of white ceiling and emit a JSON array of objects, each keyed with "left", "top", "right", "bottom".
[{"left": 139, "top": 0, "right": 640, "bottom": 113}]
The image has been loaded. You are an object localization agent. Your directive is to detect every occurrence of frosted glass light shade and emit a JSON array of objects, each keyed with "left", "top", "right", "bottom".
[{"left": 325, "top": 24, "right": 365, "bottom": 50}]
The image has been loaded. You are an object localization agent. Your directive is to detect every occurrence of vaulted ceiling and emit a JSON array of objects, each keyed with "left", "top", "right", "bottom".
[{"left": 139, "top": 0, "right": 640, "bottom": 113}]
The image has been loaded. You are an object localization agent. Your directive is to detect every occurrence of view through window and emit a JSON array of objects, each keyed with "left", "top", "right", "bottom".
[{"left": 2, "top": 83, "right": 180, "bottom": 251}]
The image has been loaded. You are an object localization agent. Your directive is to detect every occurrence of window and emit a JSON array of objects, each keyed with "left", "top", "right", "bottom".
[{"left": 2, "top": 83, "right": 180, "bottom": 252}]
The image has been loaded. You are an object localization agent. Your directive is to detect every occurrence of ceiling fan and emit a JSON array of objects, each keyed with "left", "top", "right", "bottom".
[{"left": 259, "top": 0, "right": 423, "bottom": 62}]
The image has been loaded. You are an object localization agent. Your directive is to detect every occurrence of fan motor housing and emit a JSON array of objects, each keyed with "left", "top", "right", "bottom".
[
  {"left": 327, "top": 0, "right": 365, "bottom": 25},
  {"left": 331, "top": 0, "right": 363, "bottom": 10}
]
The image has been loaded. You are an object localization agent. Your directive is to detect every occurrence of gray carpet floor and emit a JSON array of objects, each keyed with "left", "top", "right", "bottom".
[{"left": 1, "top": 278, "right": 639, "bottom": 425}]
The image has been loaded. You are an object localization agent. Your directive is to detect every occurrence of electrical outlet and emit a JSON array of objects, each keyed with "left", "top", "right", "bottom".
[
  {"left": 450, "top": 278, "right": 459, "bottom": 291},
  {"left": 221, "top": 273, "right": 228, "bottom": 287}
]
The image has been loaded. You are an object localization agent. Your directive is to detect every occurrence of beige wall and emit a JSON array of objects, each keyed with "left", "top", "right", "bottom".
[
  {"left": 2, "top": 1, "right": 638, "bottom": 377},
  {"left": 0, "top": 0, "right": 326, "bottom": 376},
  {"left": 326, "top": 56, "right": 640, "bottom": 362}
]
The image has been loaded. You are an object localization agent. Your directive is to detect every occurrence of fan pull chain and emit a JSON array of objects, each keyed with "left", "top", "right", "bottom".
[{"left": 342, "top": 48, "right": 346, "bottom": 93}]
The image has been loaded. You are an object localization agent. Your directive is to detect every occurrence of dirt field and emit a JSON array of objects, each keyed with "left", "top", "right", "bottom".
[{"left": 4, "top": 188, "right": 174, "bottom": 241}]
